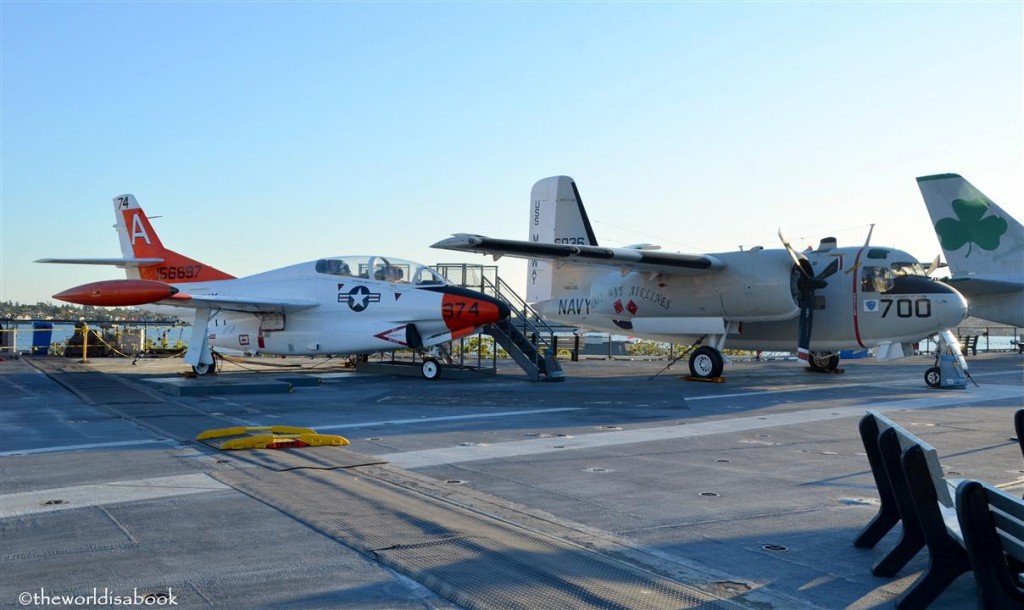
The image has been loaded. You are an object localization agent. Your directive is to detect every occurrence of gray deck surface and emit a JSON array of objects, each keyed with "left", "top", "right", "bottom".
[{"left": 1, "top": 352, "right": 1021, "bottom": 609}]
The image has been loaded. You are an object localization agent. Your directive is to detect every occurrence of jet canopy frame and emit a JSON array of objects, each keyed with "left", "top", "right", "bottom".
[{"left": 314, "top": 256, "right": 448, "bottom": 286}]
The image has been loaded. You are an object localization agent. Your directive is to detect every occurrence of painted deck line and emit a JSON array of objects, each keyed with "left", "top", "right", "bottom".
[
  {"left": 0, "top": 438, "right": 174, "bottom": 457},
  {"left": 312, "top": 407, "right": 584, "bottom": 431},
  {"left": 383, "top": 384, "right": 1023, "bottom": 469},
  {"left": 684, "top": 368, "right": 1016, "bottom": 402},
  {"left": 684, "top": 381, "right": 869, "bottom": 401},
  {"left": 0, "top": 473, "right": 230, "bottom": 519}
]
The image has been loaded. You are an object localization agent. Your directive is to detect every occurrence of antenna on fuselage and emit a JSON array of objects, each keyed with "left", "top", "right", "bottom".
[{"left": 863, "top": 223, "right": 875, "bottom": 247}]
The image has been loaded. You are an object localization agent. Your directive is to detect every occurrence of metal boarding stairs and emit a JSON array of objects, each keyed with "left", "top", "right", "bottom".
[{"left": 435, "top": 264, "right": 565, "bottom": 382}]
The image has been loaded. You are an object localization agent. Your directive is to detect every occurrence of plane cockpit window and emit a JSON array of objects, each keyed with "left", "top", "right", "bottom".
[
  {"left": 315, "top": 258, "right": 353, "bottom": 276},
  {"left": 891, "top": 262, "right": 926, "bottom": 277},
  {"left": 866, "top": 248, "right": 890, "bottom": 260},
  {"left": 861, "top": 266, "right": 894, "bottom": 293},
  {"left": 333, "top": 256, "right": 448, "bottom": 285},
  {"left": 410, "top": 266, "right": 446, "bottom": 285}
]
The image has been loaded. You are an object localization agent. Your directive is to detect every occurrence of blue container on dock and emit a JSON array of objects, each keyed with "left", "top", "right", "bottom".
[{"left": 31, "top": 322, "right": 52, "bottom": 355}]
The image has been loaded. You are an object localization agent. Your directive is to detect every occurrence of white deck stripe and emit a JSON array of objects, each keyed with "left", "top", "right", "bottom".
[
  {"left": 685, "top": 382, "right": 868, "bottom": 401},
  {"left": 684, "top": 368, "right": 1015, "bottom": 402},
  {"left": 0, "top": 473, "right": 230, "bottom": 519},
  {"left": 383, "top": 384, "right": 1023, "bottom": 469},
  {"left": 312, "top": 407, "right": 583, "bottom": 431},
  {"left": 0, "top": 438, "right": 174, "bottom": 457}
]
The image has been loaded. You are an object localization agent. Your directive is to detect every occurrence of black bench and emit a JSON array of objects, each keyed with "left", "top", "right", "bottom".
[
  {"left": 956, "top": 479, "right": 1024, "bottom": 608},
  {"left": 854, "top": 410, "right": 970, "bottom": 609}
]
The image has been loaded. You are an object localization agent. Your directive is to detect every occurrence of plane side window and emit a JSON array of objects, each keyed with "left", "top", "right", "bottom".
[
  {"left": 891, "top": 262, "right": 925, "bottom": 277},
  {"left": 861, "top": 266, "right": 893, "bottom": 293}
]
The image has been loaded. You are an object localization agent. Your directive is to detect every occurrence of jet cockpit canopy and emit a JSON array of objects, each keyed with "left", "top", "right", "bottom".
[{"left": 315, "top": 256, "right": 447, "bottom": 286}]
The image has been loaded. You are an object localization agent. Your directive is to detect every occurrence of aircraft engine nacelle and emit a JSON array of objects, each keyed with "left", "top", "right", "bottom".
[{"left": 584, "top": 249, "right": 799, "bottom": 323}]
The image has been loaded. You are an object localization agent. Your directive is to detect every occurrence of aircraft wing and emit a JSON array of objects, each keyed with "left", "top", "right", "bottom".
[
  {"left": 36, "top": 257, "right": 164, "bottom": 267},
  {"left": 432, "top": 234, "right": 725, "bottom": 275},
  {"left": 161, "top": 293, "right": 320, "bottom": 314},
  {"left": 943, "top": 276, "right": 1024, "bottom": 296}
]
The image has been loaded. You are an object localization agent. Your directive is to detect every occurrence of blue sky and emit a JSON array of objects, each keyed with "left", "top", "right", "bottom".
[{"left": 2, "top": 1, "right": 1021, "bottom": 304}]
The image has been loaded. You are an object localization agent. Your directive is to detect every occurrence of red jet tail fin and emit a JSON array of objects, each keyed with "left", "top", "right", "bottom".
[{"left": 113, "top": 194, "right": 235, "bottom": 283}]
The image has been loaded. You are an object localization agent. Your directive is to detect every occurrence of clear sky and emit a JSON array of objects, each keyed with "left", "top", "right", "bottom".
[{"left": 2, "top": 1, "right": 1021, "bottom": 304}]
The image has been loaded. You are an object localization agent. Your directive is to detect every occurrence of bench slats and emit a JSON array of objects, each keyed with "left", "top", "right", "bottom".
[
  {"left": 998, "top": 533, "right": 1024, "bottom": 565},
  {"left": 956, "top": 479, "right": 1024, "bottom": 608},
  {"left": 989, "top": 486, "right": 1024, "bottom": 518}
]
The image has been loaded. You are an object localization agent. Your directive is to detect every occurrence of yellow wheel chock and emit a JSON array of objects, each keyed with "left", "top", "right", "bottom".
[{"left": 197, "top": 426, "right": 349, "bottom": 450}]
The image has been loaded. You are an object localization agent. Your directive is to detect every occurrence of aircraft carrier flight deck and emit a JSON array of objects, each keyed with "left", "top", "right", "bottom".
[{"left": 1, "top": 352, "right": 1021, "bottom": 609}]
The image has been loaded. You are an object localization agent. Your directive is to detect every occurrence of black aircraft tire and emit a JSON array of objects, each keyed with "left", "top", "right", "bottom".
[
  {"left": 421, "top": 358, "right": 442, "bottom": 381},
  {"left": 689, "top": 346, "right": 724, "bottom": 379},
  {"left": 192, "top": 362, "right": 215, "bottom": 376},
  {"left": 924, "top": 366, "right": 942, "bottom": 389},
  {"left": 824, "top": 354, "right": 840, "bottom": 371}
]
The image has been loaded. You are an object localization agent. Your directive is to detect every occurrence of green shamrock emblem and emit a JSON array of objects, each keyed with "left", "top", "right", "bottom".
[{"left": 933, "top": 197, "right": 1008, "bottom": 257}]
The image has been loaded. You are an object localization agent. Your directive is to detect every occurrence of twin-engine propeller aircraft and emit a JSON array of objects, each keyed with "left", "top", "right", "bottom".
[
  {"left": 38, "top": 194, "right": 510, "bottom": 379},
  {"left": 434, "top": 176, "right": 969, "bottom": 380},
  {"left": 917, "top": 173, "right": 1023, "bottom": 328}
]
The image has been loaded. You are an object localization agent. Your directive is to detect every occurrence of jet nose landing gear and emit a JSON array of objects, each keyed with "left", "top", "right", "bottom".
[{"left": 420, "top": 357, "right": 442, "bottom": 380}]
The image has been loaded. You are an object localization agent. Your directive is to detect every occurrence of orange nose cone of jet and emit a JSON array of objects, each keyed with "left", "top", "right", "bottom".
[
  {"left": 53, "top": 279, "right": 179, "bottom": 306},
  {"left": 441, "top": 291, "right": 510, "bottom": 331}
]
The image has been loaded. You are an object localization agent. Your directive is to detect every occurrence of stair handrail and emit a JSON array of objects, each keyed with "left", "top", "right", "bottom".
[
  {"left": 486, "top": 276, "right": 563, "bottom": 363},
  {"left": 433, "top": 263, "right": 566, "bottom": 362}
]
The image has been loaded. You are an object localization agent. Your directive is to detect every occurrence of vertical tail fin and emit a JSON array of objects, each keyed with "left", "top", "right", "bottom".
[
  {"left": 916, "top": 174, "right": 1023, "bottom": 281},
  {"left": 113, "top": 194, "right": 235, "bottom": 283},
  {"left": 526, "top": 176, "right": 601, "bottom": 303}
]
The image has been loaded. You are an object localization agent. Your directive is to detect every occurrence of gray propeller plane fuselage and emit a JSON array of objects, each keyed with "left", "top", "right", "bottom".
[{"left": 434, "top": 176, "right": 969, "bottom": 379}]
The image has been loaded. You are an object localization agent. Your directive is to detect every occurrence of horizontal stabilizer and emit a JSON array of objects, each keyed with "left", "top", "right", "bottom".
[
  {"left": 943, "top": 276, "right": 1023, "bottom": 296},
  {"left": 36, "top": 257, "right": 164, "bottom": 267}
]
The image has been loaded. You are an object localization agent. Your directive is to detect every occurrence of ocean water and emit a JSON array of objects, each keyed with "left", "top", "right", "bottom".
[{"left": 1, "top": 323, "right": 188, "bottom": 354}]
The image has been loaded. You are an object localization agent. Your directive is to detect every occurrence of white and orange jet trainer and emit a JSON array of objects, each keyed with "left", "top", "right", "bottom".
[{"left": 38, "top": 194, "right": 509, "bottom": 379}]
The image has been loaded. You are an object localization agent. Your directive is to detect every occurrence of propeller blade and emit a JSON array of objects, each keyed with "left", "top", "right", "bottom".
[
  {"left": 778, "top": 228, "right": 812, "bottom": 277},
  {"left": 794, "top": 255, "right": 838, "bottom": 365},
  {"left": 797, "top": 303, "right": 813, "bottom": 363},
  {"left": 780, "top": 229, "right": 838, "bottom": 365},
  {"left": 817, "top": 258, "right": 840, "bottom": 280}
]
